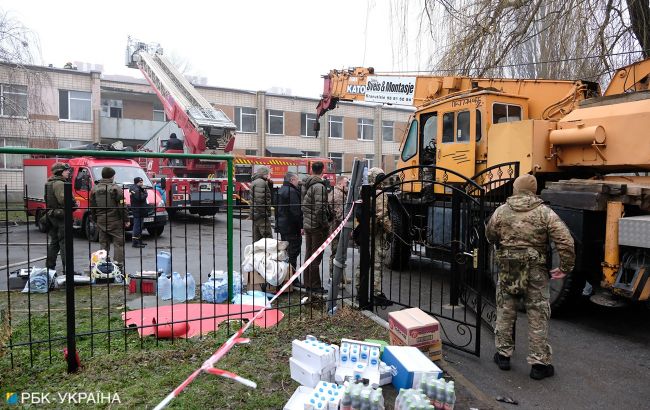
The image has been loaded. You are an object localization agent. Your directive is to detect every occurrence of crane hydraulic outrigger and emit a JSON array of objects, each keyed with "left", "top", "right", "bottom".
[
  {"left": 316, "top": 59, "right": 650, "bottom": 312},
  {"left": 126, "top": 38, "right": 236, "bottom": 215}
]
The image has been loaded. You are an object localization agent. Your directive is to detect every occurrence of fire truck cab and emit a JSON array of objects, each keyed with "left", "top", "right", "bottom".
[{"left": 24, "top": 157, "right": 168, "bottom": 240}]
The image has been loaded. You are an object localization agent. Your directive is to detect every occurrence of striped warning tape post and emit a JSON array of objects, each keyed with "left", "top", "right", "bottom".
[{"left": 154, "top": 201, "right": 359, "bottom": 410}]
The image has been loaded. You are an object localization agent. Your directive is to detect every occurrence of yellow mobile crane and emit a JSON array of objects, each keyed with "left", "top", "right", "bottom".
[{"left": 316, "top": 59, "right": 650, "bottom": 311}]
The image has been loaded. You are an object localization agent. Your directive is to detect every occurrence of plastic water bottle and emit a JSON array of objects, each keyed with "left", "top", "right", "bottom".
[
  {"left": 434, "top": 379, "right": 446, "bottom": 410},
  {"left": 186, "top": 272, "right": 196, "bottom": 300},
  {"left": 340, "top": 385, "right": 352, "bottom": 410},
  {"left": 157, "top": 273, "right": 171, "bottom": 300},
  {"left": 171, "top": 271, "right": 184, "bottom": 302},
  {"left": 156, "top": 251, "right": 172, "bottom": 277},
  {"left": 443, "top": 381, "right": 455, "bottom": 410}
]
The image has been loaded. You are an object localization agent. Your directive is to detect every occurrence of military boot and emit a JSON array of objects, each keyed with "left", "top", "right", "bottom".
[
  {"left": 132, "top": 237, "right": 145, "bottom": 248},
  {"left": 530, "top": 364, "right": 554, "bottom": 380},
  {"left": 493, "top": 353, "right": 511, "bottom": 370}
]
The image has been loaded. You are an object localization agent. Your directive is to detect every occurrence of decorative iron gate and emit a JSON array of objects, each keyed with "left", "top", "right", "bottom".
[{"left": 357, "top": 163, "right": 518, "bottom": 357}]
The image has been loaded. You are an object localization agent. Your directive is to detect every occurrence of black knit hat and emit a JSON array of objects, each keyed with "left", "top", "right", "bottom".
[
  {"left": 101, "top": 167, "right": 116, "bottom": 179},
  {"left": 134, "top": 177, "right": 143, "bottom": 184}
]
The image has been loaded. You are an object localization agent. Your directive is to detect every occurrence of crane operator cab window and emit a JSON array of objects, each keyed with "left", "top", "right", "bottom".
[
  {"left": 493, "top": 103, "right": 522, "bottom": 124},
  {"left": 442, "top": 110, "right": 471, "bottom": 143},
  {"left": 420, "top": 113, "right": 438, "bottom": 165},
  {"left": 401, "top": 119, "right": 419, "bottom": 162}
]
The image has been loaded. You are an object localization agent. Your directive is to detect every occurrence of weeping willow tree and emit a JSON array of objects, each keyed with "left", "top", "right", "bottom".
[
  {"left": 1, "top": 8, "right": 55, "bottom": 148},
  {"left": 394, "top": 0, "right": 649, "bottom": 84}
]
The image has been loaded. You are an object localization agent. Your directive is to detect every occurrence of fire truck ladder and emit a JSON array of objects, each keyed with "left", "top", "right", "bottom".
[{"left": 127, "top": 40, "right": 236, "bottom": 151}]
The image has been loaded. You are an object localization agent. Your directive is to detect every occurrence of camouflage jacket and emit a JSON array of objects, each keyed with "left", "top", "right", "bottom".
[
  {"left": 90, "top": 179, "right": 128, "bottom": 227},
  {"left": 328, "top": 185, "right": 347, "bottom": 223},
  {"left": 375, "top": 190, "right": 392, "bottom": 234},
  {"left": 486, "top": 192, "right": 575, "bottom": 273},
  {"left": 45, "top": 175, "right": 67, "bottom": 217}
]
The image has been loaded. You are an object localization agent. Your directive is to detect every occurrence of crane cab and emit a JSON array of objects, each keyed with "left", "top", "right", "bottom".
[{"left": 395, "top": 90, "right": 554, "bottom": 192}]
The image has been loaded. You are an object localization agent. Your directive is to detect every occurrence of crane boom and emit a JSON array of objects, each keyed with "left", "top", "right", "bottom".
[
  {"left": 316, "top": 67, "right": 600, "bottom": 122},
  {"left": 126, "top": 38, "right": 236, "bottom": 159}
]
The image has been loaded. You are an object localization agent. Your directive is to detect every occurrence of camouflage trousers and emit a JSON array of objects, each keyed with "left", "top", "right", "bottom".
[
  {"left": 252, "top": 219, "right": 273, "bottom": 243},
  {"left": 354, "top": 232, "right": 387, "bottom": 296},
  {"left": 495, "top": 263, "right": 552, "bottom": 365}
]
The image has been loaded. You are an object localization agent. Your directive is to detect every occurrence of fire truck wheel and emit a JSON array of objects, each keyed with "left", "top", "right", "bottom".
[
  {"left": 147, "top": 226, "right": 165, "bottom": 238},
  {"left": 83, "top": 214, "right": 99, "bottom": 242},
  {"left": 35, "top": 209, "right": 48, "bottom": 233}
]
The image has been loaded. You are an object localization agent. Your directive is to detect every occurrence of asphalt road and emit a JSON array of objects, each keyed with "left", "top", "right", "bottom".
[{"left": 2, "top": 215, "right": 649, "bottom": 409}]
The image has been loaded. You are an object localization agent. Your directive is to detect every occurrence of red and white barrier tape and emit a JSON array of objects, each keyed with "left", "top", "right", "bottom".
[{"left": 154, "top": 201, "right": 359, "bottom": 410}]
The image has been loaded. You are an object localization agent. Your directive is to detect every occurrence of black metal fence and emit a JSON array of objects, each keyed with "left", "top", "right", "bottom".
[{"left": 0, "top": 150, "right": 357, "bottom": 372}]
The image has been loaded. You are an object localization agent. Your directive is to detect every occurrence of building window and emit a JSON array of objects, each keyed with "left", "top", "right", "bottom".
[
  {"left": 245, "top": 149, "right": 257, "bottom": 156},
  {"left": 382, "top": 120, "right": 394, "bottom": 142},
  {"left": 59, "top": 90, "right": 91, "bottom": 122},
  {"left": 58, "top": 140, "right": 92, "bottom": 149},
  {"left": 266, "top": 109, "right": 284, "bottom": 135},
  {"left": 0, "top": 138, "right": 28, "bottom": 169},
  {"left": 303, "top": 151, "right": 320, "bottom": 158},
  {"left": 301, "top": 113, "right": 317, "bottom": 137},
  {"left": 100, "top": 99, "right": 123, "bottom": 118},
  {"left": 153, "top": 103, "right": 166, "bottom": 121},
  {"left": 234, "top": 107, "right": 257, "bottom": 133},
  {"left": 328, "top": 115, "right": 343, "bottom": 139},
  {"left": 329, "top": 152, "right": 343, "bottom": 173},
  {"left": 365, "top": 154, "right": 374, "bottom": 168},
  {"left": 0, "top": 84, "right": 28, "bottom": 117},
  {"left": 358, "top": 118, "right": 374, "bottom": 140}
]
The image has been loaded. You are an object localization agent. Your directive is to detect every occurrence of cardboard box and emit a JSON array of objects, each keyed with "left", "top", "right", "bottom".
[
  {"left": 382, "top": 346, "right": 442, "bottom": 390},
  {"left": 388, "top": 307, "right": 440, "bottom": 346},
  {"left": 283, "top": 386, "right": 314, "bottom": 410},
  {"left": 246, "top": 270, "right": 266, "bottom": 291},
  {"left": 389, "top": 330, "right": 442, "bottom": 360}
]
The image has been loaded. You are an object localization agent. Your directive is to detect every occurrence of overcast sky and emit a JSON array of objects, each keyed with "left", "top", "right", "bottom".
[{"left": 2, "top": 0, "right": 430, "bottom": 98}]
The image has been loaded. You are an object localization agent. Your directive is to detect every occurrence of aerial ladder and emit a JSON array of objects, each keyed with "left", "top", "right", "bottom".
[
  {"left": 125, "top": 38, "right": 236, "bottom": 215},
  {"left": 126, "top": 37, "right": 236, "bottom": 175},
  {"left": 315, "top": 60, "right": 650, "bottom": 311}
]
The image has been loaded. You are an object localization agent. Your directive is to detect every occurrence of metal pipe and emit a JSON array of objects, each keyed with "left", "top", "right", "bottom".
[
  {"left": 227, "top": 159, "right": 234, "bottom": 302},
  {"left": 602, "top": 201, "right": 624, "bottom": 288},
  {"left": 0, "top": 147, "right": 233, "bottom": 161},
  {"left": 64, "top": 183, "right": 78, "bottom": 373}
]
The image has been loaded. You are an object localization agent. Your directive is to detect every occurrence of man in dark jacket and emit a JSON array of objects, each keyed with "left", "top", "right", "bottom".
[
  {"left": 45, "top": 162, "right": 71, "bottom": 272},
  {"left": 276, "top": 172, "right": 303, "bottom": 271},
  {"left": 250, "top": 166, "right": 273, "bottom": 242},
  {"left": 301, "top": 161, "right": 330, "bottom": 295},
  {"left": 165, "top": 133, "right": 184, "bottom": 151},
  {"left": 90, "top": 167, "right": 130, "bottom": 269},
  {"left": 129, "top": 177, "right": 148, "bottom": 248}
]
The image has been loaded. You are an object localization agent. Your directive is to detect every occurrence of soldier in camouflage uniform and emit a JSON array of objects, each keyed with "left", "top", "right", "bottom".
[
  {"left": 90, "top": 167, "right": 130, "bottom": 269},
  {"left": 45, "top": 162, "right": 72, "bottom": 272},
  {"left": 329, "top": 176, "right": 349, "bottom": 285},
  {"left": 355, "top": 167, "right": 392, "bottom": 303},
  {"left": 486, "top": 174, "right": 575, "bottom": 380}
]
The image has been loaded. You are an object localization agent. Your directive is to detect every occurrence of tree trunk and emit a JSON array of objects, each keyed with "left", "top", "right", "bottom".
[{"left": 626, "top": 0, "right": 650, "bottom": 57}]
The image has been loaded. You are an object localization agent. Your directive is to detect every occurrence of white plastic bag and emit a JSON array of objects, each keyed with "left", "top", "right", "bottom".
[{"left": 21, "top": 267, "right": 56, "bottom": 293}]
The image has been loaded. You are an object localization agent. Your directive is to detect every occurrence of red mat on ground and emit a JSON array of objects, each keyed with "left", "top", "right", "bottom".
[{"left": 123, "top": 304, "right": 284, "bottom": 338}]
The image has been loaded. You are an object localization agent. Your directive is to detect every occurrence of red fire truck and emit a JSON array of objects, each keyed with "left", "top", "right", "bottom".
[
  {"left": 126, "top": 38, "right": 236, "bottom": 216},
  {"left": 24, "top": 157, "right": 168, "bottom": 240}
]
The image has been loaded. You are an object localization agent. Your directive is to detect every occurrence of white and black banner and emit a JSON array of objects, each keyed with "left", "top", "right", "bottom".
[{"left": 364, "top": 76, "right": 416, "bottom": 105}]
